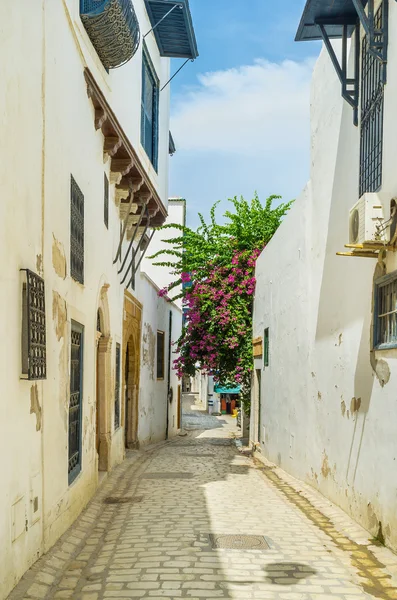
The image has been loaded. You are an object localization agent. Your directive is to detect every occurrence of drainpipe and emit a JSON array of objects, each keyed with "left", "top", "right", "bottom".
[{"left": 165, "top": 310, "right": 172, "bottom": 439}]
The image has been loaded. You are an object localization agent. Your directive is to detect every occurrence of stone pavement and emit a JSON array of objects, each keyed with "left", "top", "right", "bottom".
[{"left": 7, "top": 395, "right": 397, "bottom": 600}]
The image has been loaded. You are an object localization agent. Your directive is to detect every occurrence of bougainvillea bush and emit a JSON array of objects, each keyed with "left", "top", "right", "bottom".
[{"left": 150, "top": 194, "right": 292, "bottom": 408}]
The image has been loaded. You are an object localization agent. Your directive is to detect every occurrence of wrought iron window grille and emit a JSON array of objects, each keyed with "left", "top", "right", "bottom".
[
  {"left": 21, "top": 269, "right": 47, "bottom": 380},
  {"left": 359, "top": 3, "right": 386, "bottom": 196},
  {"left": 114, "top": 343, "right": 121, "bottom": 429},
  {"left": 104, "top": 173, "right": 109, "bottom": 229},
  {"left": 80, "top": 0, "right": 141, "bottom": 70},
  {"left": 71, "top": 175, "right": 85, "bottom": 285},
  {"left": 374, "top": 272, "right": 397, "bottom": 349},
  {"left": 69, "top": 321, "right": 84, "bottom": 484}
]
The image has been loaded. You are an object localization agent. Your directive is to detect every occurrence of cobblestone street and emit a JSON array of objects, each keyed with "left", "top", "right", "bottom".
[{"left": 8, "top": 395, "right": 397, "bottom": 600}]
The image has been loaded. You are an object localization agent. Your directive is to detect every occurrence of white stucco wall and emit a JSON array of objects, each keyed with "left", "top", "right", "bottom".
[
  {"left": 0, "top": 1, "right": 173, "bottom": 597},
  {"left": 253, "top": 4, "right": 397, "bottom": 554},
  {"left": 142, "top": 198, "right": 186, "bottom": 308},
  {"left": 138, "top": 274, "right": 182, "bottom": 444}
]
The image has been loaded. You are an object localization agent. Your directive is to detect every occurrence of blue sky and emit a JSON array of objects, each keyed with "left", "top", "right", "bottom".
[{"left": 168, "top": 0, "right": 321, "bottom": 228}]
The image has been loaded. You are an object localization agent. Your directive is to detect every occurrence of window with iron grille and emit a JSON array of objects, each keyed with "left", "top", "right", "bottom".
[
  {"left": 21, "top": 269, "right": 47, "bottom": 380},
  {"left": 264, "top": 328, "right": 269, "bottom": 367},
  {"left": 141, "top": 45, "right": 159, "bottom": 171},
  {"left": 157, "top": 331, "right": 165, "bottom": 379},
  {"left": 104, "top": 173, "right": 109, "bottom": 229},
  {"left": 70, "top": 176, "right": 84, "bottom": 284},
  {"left": 69, "top": 321, "right": 84, "bottom": 484},
  {"left": 359, "top": 4, "right": 385, "bottom": 197},
  {"left": 374, "top": 272, "right": 397, "bottom": 349},
  {"left": 114, "top": 343, "right": 121, "bottom": 429}
]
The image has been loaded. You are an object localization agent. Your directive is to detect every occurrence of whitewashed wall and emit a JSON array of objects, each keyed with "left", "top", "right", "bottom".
[
  {"left": 0, "top": 0, "right": 172, "bottom": 596},
  {"left": 138, "top": 274, "right": 182, "bottom": 444},
  {"left": 253, "top": 3, "right": 397, "bottom": 554},
  {"left": 143, "top": 199, "right": 186, "bottom": 308}
]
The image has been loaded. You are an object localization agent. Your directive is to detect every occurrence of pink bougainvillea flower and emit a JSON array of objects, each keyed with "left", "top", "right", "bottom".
[
  {"left": 181, "top": 272, "right": 191, "bottom": 283},
  {"left": 158, "top": 287, "right": 168, "bottom": 298}
]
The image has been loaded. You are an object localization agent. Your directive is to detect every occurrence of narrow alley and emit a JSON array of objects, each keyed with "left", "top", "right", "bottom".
[{"left": 8, "top": 396, "right": 397, "bottom": 600}]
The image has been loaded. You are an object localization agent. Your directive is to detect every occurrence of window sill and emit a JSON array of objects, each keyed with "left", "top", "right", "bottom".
[{"left": 374, "top": 345, "right": 397, "bottom": 352}]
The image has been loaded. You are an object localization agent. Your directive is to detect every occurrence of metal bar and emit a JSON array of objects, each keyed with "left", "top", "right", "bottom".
[
  {"left": 126, "top": 229, "right": 155, "bottom": 288},
  {"left": 319, "top": 25, "right": 343, "bottom": 84},
  {"left": 121, "top": 217, "right": 151, "bottom": 284},
  {"left": 118, "top": 207, "right": 146, "bottom": 275},
  {"left": 354, "top": 22, "right": 360, "bottom": 126},
  {"left": 377, "top": 309, "right": 397, "bottom": 318},
  {"left": 113, "top": 190, "right": 136, "bottom": 264},
  {"left": 351, "top": 0, "right": 370, "bottom": 35},
  {"left": 342, "top": 25, "right": 348, "bottom": 98},
  {"left": 144, "top": 4, "right": 179, "bottom": 38},
  {"left": 160, "top": 58, "right": 192, "bottom": 92},
  {"left": 382, "top": 0, "right": 389, "bottom": 82}
]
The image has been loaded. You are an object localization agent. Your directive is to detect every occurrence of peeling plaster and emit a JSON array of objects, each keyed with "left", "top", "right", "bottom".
[
  {"left": 30, "top": 384, "right": 42, "bottom": 431},
  {"left": 52, "top": 291, "right": 67, "bottom": 341},
  {"left": 52, "top": 234, "right": 66, "bottom": 279},
  {"left": 375, "top": 359, "right": 391, "bottom": 388},
  {"left": 350, "top": 396, "right": 362, "bottom": 415},
  {"left": 142, "top": 322, "right": 155, "bottom": 380}
]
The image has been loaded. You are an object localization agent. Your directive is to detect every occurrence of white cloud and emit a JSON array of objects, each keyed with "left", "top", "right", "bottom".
[{"left": 171, "top": 58, "right": 315, "bottom": 157}]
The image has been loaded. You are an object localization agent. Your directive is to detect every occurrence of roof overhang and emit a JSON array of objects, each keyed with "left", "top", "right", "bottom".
[
  {"left": 84, "top": 68, "right": 167, "bottom": 229},
  {"left": 144, "top": 0, "right": 198, "bottom": 59},
  {"left": 295, "top": 0, "right": 368, "bottom": 42}
]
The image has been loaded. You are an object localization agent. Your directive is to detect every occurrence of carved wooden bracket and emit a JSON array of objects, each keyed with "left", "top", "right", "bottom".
[
  {"left": 104, "top": 136, "right": 122, "bottom": 159},
  {"left": 84, "top": 68, "right": 167, "bottom": 227}
]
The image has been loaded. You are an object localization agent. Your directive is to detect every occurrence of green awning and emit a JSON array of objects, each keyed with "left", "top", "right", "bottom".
[{"left": 214, "top": 385, "right": 241, "bottom": 395}]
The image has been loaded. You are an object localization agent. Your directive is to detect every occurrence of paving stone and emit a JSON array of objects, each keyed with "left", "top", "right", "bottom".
[{"left": 7, "top": 402, "right": 397, "bottom": 600}]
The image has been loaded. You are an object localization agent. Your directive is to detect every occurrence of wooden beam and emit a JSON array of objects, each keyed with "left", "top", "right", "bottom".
[
  {"left": 337, "top": 252, "right": 378, "bottom": 258},
  {"left": 344, "top": 243, "right": 393, "bottom": 250}
]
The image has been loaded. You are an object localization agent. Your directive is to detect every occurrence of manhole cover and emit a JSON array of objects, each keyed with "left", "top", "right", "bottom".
[
  {"left": 209, "top": 534, "right": 270, "bottom": 550},
  {"left": 103, "top": 496, "right": 143, "bottom": 504},
  {"left": 141, "top": 472, "right": 193, "bottom": 479}
]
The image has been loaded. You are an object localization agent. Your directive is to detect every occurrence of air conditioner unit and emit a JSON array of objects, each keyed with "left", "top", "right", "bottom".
[{"left": 349, "top": 193, "right": 385, "bottom": 245}]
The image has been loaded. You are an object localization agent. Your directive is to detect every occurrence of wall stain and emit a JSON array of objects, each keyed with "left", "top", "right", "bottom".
[
  {"left": 350, "top": 397, "right": 362, "bottom": 415},
  {"left": 142, "top": 323, "right": 155, "bottom": 380},
  {"left": 256, "top": 461, "right": 397, "bottom": 599},
  {"left": 321, "top": 451, "right": 331, "bottom": 478},
  {"left": 341, "top": 400, "right": 346, "bottom": 417},
  {"left": 52, "top": 291, "right": 67, "bottom": 341},
  {"left": 36, "top": 254, "right": 43, "bottom": 276},
  {"left": 52, "top": 234, "right": 66, "bottom": 279},
  {"left": 317, "top": 391, "right": 322, "bottom": 401},
  {"left": 30, "top": 384, "right": 42, "bottom": 431}
]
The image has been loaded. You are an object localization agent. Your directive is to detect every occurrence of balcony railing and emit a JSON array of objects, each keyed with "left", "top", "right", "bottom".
[{"left": 80, "top": 0, "right": 140, "bottom": 69}]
